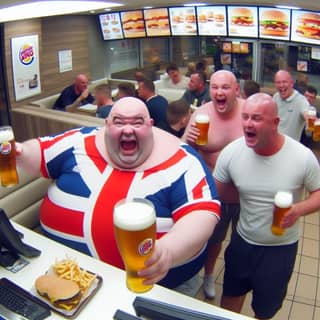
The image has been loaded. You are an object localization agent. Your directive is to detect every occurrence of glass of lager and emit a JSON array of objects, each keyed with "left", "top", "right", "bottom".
[
  {"left": 306, "top": 108, "right": 317, "bottom": 133},
  {"left": 114, "top": 198, "right": 156, "bottom": 293},
  {"left": 0, "top": 126, "right": 19, "bottom": 187},
  {"left": 313, "top": 119, "right": 320, "bottom": 142},
  {"left": 271, "top": 191, "right": 293, "bottom": 236},
  {"left": 195, "top": 113, "right": 210, "bottom": 145}
]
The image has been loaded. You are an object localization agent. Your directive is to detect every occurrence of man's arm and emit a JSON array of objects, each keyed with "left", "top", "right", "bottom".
[
  {"left": 16, "top": 140, "right": 42, "bottom": 177},
  {"left": 214, "top": 178, "right": 239, "bottom": 203},
  {"left": 138, "top": 211, "right": 218, "bottom": 284},
  {"left": 66, "top": 89, "right": 90, "bottom": 112},
  {"left": 282, "top": 189, "right": 320, "bottom": 228}
]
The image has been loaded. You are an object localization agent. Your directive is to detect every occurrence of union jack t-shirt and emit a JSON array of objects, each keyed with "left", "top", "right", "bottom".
[{"left": 38, "top": 127, "right": 220, "bottom": 288}]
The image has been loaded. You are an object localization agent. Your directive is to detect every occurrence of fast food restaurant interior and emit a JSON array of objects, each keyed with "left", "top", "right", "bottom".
[{"left": 0, "top": 0, "right": 320, "bottom": 319}]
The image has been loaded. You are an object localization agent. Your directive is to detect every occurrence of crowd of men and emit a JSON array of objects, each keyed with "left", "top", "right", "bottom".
[{"left": 18, "top": 65, "right": 320, "bottom": 319}]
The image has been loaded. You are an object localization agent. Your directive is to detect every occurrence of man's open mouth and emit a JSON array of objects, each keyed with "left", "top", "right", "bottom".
[
  {"left": 120, "top": 140, "right": 137, "bottom": 151},
  {"left": 245, "top": 131, "right": 256, "bottom": 139}
]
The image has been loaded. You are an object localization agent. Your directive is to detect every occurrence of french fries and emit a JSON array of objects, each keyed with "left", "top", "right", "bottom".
[{"left": 53, "top": 258, "right": 96, "bottom": 295}]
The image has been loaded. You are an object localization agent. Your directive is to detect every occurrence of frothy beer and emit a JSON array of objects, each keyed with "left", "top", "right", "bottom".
[
  {"left": 0, "top": 126, "right": 19, "bottom": 187},
  {"left": 195, "top": 113, "right": 210, "bottom": 145},
  {"left": 313, "top": 119, "right": 320, "bottom": 142},
  {"left": 271, "top": 191, "right": 293, "bottom": 236},
  {"left": 307, "top": 109, "right": 317, "bottom": 132},
  {"left": 114, "top": 199, "right": 156, "bottom": 293}
]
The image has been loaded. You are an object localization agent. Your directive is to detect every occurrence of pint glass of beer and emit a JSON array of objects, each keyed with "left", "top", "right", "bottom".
[
  {"left": 0, "top": 126, "right": 19, "bottom": 187},
  {"left": 114, "top": 198, "right": 156, "bottom": 293},
  {"left": 313, "top": 119, "right": 320, "bottom": 142},
  {"left": 306, "top": 108, "right": 317, "bottom": 133},
  {"left": 195, "top": 113, "right": 210, "bottom": 145},
  {"left": 271, "top": 191, "right": 293, "bottom": 236}
]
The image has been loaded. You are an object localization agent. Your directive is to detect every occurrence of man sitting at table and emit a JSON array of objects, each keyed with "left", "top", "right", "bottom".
[
  {"left": 94, "top": 84, "right": 113, "bottom": 119},
  {"left": 53, "top": 74, "right": 94, "bottom": 111},
  {"left": 16, "top": 97, "right": 220, "bottom": 296}
]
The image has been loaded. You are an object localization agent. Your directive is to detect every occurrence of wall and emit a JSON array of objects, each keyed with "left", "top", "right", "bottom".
[{"left": 4, "top": 15, "right": 91, "bottom": 109}]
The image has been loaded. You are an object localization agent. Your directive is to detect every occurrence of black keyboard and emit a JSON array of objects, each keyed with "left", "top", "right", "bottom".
[{"left": 0, "top": 278, "right": 51, "bottom": 320}]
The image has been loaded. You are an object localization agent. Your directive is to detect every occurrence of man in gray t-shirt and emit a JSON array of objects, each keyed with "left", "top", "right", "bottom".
[
  {"left": 214, "top": 93, "right": 320, "bottom": 319},
  {"left": 273, "top": 70, "right": 309, "bottom": 141}
]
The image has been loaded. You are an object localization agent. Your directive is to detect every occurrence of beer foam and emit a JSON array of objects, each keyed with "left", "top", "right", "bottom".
[
  {"left": 315, "top": 119, "right": 320, "bottom": 126},
  {"left": 195, "top": 113, "right": 209, "bottom": 123},
  {"left": 0, "top": 129, "right": 14, "bottom": 143},
  {"left": 274, "top": 191, "right": 293, "bottom": 208},
  {"left": 308, "top": 110, "right": 316, "bottom": 117},
  {"left": 114, "top": 201, "right": 155, "bottom": 231}
]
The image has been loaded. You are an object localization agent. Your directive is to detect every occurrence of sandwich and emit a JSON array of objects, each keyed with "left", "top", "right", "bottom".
[
  {"left": 144, "top": 9, "right": 169, "bottom": 30},
  {"left": 296, "top": 12, "right": 320, "bottom": 40},
  {"left": 122, "top": 11, "right": 145, "bottom": 33},
  {"left": 35, "top": 274, "right": 82, "bottom": 311},
  {"left": 198, "top": 14, "right": 207, "bottom": 23},
  {"left": 185, "top": 14, "right": 196, "bottom": 24},
  {"left": 231, "top": 7, "right": 254, "bottom": 26},
  {"left": 260, "top": 10, "right": 289, "bottom": 37}
]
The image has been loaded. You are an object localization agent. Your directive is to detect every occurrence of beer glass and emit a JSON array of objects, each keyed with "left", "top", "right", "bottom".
[
  {"left": 306, "top": 108, "right": 316, "bottom": 133},
  {"left": 0, "top": 126, "right": 19, "bottom": 187},
  {"left": 313, "top": 119, "right": 320, "bottom": 142},
  {"left": 195, "top": 113, "right": 210, "bottom": 145},
  {"left": 271, "top": 191, "right": 293, "bottom": 236},
  {"left": 114, "top": 198, "right": 156, "bottom": 293}
]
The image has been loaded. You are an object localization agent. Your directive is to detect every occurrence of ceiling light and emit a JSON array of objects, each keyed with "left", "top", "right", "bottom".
[
  {"left": 276, "top": 5, "right": 301, "bottom": 10},
  {"left": 184, "top": 3, "right": 207, "bottom": 6},
  {"left": 0, "top": 1, "right": 122, "bottom": 23},
  {"left": 143, "top": 6, "right": 153, "bottom": 9}
]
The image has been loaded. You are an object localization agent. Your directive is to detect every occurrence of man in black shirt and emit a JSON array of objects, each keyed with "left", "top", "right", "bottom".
[{"left": 53, "top": 74, "right": 94, "bottom": 111}]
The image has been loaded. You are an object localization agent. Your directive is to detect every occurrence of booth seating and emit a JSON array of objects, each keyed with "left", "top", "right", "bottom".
[
  {"left": 154, "top": 79, "right": 185, "bottom": 102},
  {"left": 0, "top": 168, "right": 50, "bottom": 230}
]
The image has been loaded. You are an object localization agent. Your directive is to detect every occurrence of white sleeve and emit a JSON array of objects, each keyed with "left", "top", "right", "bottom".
[
  {"left": 300, "top": 96, "right": 309, "bottom": 117},
  {"left": 213, "top": 145, "right": 233, "bottom": 184},
  {"left": 304, "top": 150, "right": 320, "bottom": 192}
]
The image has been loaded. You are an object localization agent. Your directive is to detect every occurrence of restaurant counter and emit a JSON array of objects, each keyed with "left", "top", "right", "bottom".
[{"left": 3, "top": 224, "right": 253, "bottom": 319}]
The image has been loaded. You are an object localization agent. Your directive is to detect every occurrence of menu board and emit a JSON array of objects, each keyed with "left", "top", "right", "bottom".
[
  {"left": 259, "top": 7, "right": 290, "bottom": 40},
  {"left": 144, "top": 8, "right": 171, "bottom": 37},
  {"left": 121, "top": 10, "right": 146, "bottom": 38},
  {"left": 99, "top": 13, "right": 123, "bottom": 40},
  {"left": 291, "top": 10, "right": 320, "bottom": 45},
  {"left": 169, "top": 7, "right": 197, "bottom": 36},
  {"left": 227, "top": 6, "right": 258, "bottom": 38},
  {"left": 197, "top": 6, "right": 227, "bottom": 36}
]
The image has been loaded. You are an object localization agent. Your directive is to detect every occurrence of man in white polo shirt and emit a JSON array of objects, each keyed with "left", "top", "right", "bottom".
[
  {"left": 214, "top": 93, "right": 320, "bottom": 319},
  {"left": 273, "top": 70, "right": 309, "bottom": 141}
]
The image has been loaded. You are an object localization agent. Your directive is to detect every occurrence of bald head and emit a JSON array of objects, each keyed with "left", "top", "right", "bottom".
[
  {"left": 274, "top": 70, "right": 294, "bottom": 100},
  {"left": 74, "top": 74, "right": 89, "bottom": 94},
  {"left": 246, "top": 93, "right": 278, "bottom": 118},
  {"left": 210, "top": 70, "right": 237, "bottom": 85},
  {"left": 274, "top": 70, "right": 293, "bottom": 83},
  {"left": 109, "top": 97, "right": 150, "bottom": 119}
]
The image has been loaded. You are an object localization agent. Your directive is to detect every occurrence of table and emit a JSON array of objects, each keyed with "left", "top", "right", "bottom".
[
  {"left": 3, "top": 224, "right": 253, "bottom": 319},
  {"left": 74, "top": 104, "right": 97, "bottom": 116}
]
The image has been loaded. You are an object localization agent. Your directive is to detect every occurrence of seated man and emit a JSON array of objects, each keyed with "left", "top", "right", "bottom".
[
  {"left": 94, "top": 84, "right": 113, "bottom": 119},
  {"left": 158, "top": 99, "right": 191, "bottom": 138},
  {"left": 164, "top": 63, "right": 189, "bottom": 90},
  {"left": 182, "top": 72, "right": 210, "bottom": 107},
  {"left": 137, "top": 79, "right": 168, "bottom": 127},
  {"left": 16, "top": 97, "right": 220, "bottom": 295},
  {"left": 53, "top": 74, "right": 94, "bottom": 111}
]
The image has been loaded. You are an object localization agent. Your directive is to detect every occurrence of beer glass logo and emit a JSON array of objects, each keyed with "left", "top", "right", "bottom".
[
  {"left": 19, "top": 44, "right": 34, "bottom": 65},
  {"left": 0, "top": 141, "right": 12, "bottom": 155},
  {"left": 138, "top": 238, "right": 153, "bottom": 256}
]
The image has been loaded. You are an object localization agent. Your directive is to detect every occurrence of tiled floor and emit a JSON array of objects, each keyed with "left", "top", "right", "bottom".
[{"left": 195, "top": 213, "right": 320, "bottom": 319}]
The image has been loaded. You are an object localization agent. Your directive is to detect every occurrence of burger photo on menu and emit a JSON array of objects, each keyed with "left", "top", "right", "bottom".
[
  {"left": 228, "top": 6, "right": 258, "bottom": 37},
  {"left": 169, "top": 7, "right": 197, "bottom": 35},
  {"left": 144, "top": 8, "right": 170, "bottom": 36},
  {"left": 296, "top": 12, "right": 320, "bottom": 40},
  {"left": 259, "top": 9, "right": 290, "bottom": 39},
  {"left": 121, "top": 10, "right": 146, "bottom": 38},
  {"left": 197, "top": 6, "right": 227, "bottom": 36},
  {"left": 231, "top": 7, "right": 254, "bottom": 26}
]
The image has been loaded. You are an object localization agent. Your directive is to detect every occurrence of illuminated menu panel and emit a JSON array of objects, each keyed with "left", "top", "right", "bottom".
[
  {"left": 144, "top": 8, "right": 171, "bottom": 37},
  {"left": 121, "top": 10, "right": 146, "bottom": 39},
  {"left": 259, "top": 7, "right": 290, "bottom": 40},
  {"left": 169, "top": 7, "right": 197, "bottom": 36},
  {"left": 99, "top": 13, "right": 123, "bottom": 40},
  {"left": 291, "top": 10, "right": 320, "bottom": 45},
  {"left": 227, "top": 6, "right": 258, "bottom": 38},
  {"left": 197, "top": 6, "right": 227, "bottom": 36}
]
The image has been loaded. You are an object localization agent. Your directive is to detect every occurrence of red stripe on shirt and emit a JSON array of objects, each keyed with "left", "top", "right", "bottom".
[
  {"left": 173, "top": 201, "right": 221, "bottom": 222},
  {"left": 143, "top": 149, "right": 186, "bottom": 179},
  {"left": 192, "top": 177, "right": 207, "bottom": 199},
  {"left": 91, "top": 169, "right": 136, "bottom": 268},
  {"left": 84, "top": 135, "right": 107, "bottom": 173},
  {"left": 40, "top": 195, "right": 84, "bottom": 237}
]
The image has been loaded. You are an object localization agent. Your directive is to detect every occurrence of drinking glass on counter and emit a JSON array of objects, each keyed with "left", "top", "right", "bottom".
[
  {"left": 114, "top": 198, "right": 156, "bottom": 293},
  {"left": 195, "top": 113, "right": 210, "bottom": 145},
  {"left": 0, "top": 126, "right": 19, "bottom": 187}
]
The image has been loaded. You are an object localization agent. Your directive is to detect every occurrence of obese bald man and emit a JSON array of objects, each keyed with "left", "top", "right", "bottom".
[
  {"left": 214, "top": 93, "right": 320, "bottom": 319},
  {"left": 183, "top": 70, "right": 244, "bottom": 298},
  {"left": 16, "top": 97, "right": 220, "bottom": 295},
  {"left": 53, "top": 74, "right": 94, "bottom": 111}
]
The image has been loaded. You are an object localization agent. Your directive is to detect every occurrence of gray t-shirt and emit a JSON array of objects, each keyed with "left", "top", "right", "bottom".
[
  {"left": 273, "top": 90, "right": 309, "bottom": 141},
  {"left": 214, "top": 136, "right": 320, "bottom": 246}
]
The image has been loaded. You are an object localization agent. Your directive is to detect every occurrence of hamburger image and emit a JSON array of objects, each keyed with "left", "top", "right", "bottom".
[
  {"left": 260, "top": 10, "right": 289, "bottom": 37},
  {"left": 296, "top": 12, "right": 320, "bottom": 40},
  {"left": 231, "top": 7, "right": 254, "bottom": 26},
  {"left": 198, "top": 13, "right": 207, "bottom": 23},
  {"left": 35, "top": 274, "right": 82, "bottom": 311},
  {"left": 122, "top": 11, "right": 145, "bottom": 33},
  {"left": 144, "top": 8, "right": 169, "bottom": 30}
]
